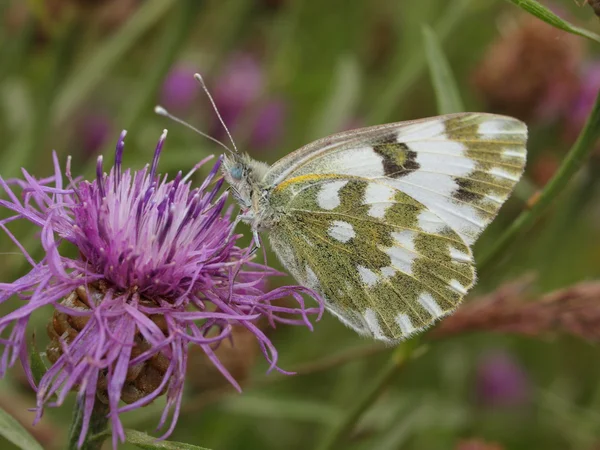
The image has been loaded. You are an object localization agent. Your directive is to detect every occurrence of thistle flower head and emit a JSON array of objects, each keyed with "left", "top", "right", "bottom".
[{"left": 0, "top": 130, "right": 322, "bottom": 448}]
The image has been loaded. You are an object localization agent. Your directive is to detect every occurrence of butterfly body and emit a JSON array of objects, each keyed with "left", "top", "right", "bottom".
[{"left": 222, "top": 113, "right": 527, "bottom": 342}]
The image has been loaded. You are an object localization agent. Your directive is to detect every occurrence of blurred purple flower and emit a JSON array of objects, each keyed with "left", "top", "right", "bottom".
[
  {"left": 565, "top": 62, "right": 600, "bottom": 141},
  {"left": 0, "top": 131, "right": 322, "bottom": 448},
  {"left": 160, "top": 64, "right": 200, "bottom": 113},
  {"left": 250, "top": 98, "right": 286, "bottom": 149},
  {"left": 79, "top": 112, "right": 112, "bottom": 156},
  {"left": 475, "top": 351, "right": 530, "bottom": 408},
  {"left": 214, "top": 53, "right": 264, "bottom": 130}
]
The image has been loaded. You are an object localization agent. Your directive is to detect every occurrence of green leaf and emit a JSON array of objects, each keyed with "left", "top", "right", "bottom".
[
  {"left": 67, "top": 401, "right": 109, "bottom": 450},
  {"left": 125, "top": 430, "right": 212, "bottom": 450},
  {"left": 0, "top": 79, "right": 32, "bottom": 133},
  {"left": 0, "top": 407, "right": 44, "bottom": 450},
  {"left": 422, "top": 25, "right": 464, "bottom": 115},
  {"left": 29, "top": 334, "right": 48, "bottom": 386},
  {"left": 506, "top": 0, "right": 600, "bottom": 44}
]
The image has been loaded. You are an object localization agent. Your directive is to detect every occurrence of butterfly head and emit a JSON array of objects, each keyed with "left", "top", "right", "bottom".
[{"left": 222, "top": 153, "right": 270, "bottom": 213}]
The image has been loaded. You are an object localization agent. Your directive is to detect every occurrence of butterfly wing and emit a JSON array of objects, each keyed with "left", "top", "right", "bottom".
[{"left": 264, "top": 113, "right": 527, "bottom": 341}]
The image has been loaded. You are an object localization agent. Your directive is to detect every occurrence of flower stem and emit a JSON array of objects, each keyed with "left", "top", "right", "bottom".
[
  {"left": 315, "top": 339, "right": 422, "bottom": 450},
  {"left": 477, "top": 89, "right": 600, "bottom": 275},
  {"left": 67, "top": 399, "right": 109, "bottom": 450}
]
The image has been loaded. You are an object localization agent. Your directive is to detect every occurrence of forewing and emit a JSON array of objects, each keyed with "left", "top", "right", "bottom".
[
  {"left": 266, "top": 113, "right": 527, "bottom": 245},
  {"left": 268, "top": 175, "right": 475, "bottom": 341}
]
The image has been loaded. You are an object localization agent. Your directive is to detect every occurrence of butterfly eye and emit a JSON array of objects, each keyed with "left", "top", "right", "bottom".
[{"left": 230, "top": 165, "right": 244, "bottom": 180}]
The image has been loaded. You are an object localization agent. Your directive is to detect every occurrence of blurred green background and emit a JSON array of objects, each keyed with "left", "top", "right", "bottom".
[{"left": 2, "top": 0, "right": 600, "bottom": 449}]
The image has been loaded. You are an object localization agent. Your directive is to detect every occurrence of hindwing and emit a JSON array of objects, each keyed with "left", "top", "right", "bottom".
[{"left": 268, "top": 175, "right": 475, "bottom": 341}]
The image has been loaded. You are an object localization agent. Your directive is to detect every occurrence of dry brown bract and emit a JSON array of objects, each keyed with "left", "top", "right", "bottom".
[
  {"left": 433, "top": 280, "right": 600, "bottom": 341},
  {"left": 186, "top": 325, "right": 259, "bottom": 393},
  {"left": 472, "top": 14, "right": 583, "bottom": 122}
]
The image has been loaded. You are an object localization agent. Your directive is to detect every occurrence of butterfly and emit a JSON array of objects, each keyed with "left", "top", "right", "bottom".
[
  {"left": 219, "top": 113, "right": 527, "bottom": 343},
  {"left": 157, "top": 95, "right": 527, "bottom": 342}
]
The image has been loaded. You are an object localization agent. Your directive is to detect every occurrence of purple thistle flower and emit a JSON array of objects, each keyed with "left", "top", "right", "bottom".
[
  {"left": 475, "top": 351, "right": 530, "bottom": 409},
  {"left": 0, "top": 130, "right": 322, "bottom": 448},
  {"left": 565, "top": 62, "right": 600, "bottom": 141}
]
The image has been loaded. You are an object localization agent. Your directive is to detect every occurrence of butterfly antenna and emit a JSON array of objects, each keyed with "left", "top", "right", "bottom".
[
  {"left": 154, "top": 105, "right": 233, "bottom": 154},
  {"left": 194, "top": 73, "right": 239, "bottom": 153}
]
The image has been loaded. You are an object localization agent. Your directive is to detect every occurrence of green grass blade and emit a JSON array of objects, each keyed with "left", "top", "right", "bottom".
[
  {"left": 118, "top": 0, "right": 203, "bottom": 133},
  {"left": 369, "top": 0, "right": 472, "bottom": 123},
  {"left": 53, "top": 0, "right": 176, "bottom": 126},
  {"left": 506, "top": 0, "right": 600, "bottom": 44},
  {"left": 29, "top": 335, "right": 48, "bottom": 386},
  {"left": 422, "top": 25, "right": 464, "bottom": 115},
  {"left": 1, "top": 19, "right": 80, "bottom": 177},
  {"left": 125, "top": 430, "right": 212, "bottom": 449},
  {"left": 315, "top": 340, "right": 423, "bottom": 450},
  {"left": 308, "top": 55, "right": 361, "bottom": 139},
  {"left": 0, "top": 407, "right": 43, "bottom": 450}
]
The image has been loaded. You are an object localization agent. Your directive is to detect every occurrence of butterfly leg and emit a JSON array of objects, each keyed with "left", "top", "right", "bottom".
[
  {"left": 226, "top": 215, "right": 242, "bottom": 242},
  {"left": 252, "top": 229, "right": 261, "bottom": 249},
  {"left": 226, "top": 210, "right": 255, "bottom": 242}
]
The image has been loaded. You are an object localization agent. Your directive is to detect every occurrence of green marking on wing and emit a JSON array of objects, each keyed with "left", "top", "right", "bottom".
[{"left": 444, "top": 114, "right": 527, "bottom": 217}]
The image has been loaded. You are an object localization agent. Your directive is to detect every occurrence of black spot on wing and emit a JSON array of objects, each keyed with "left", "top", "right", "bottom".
[
  {"left": 453, "top": 177, "right": 485, "bottom": 202},
  {"left": 373, "top": 134, "right": 420, "bottom": 178},
  {"left": 403, "top": 150, "right": 420, "bottom": 172}
]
